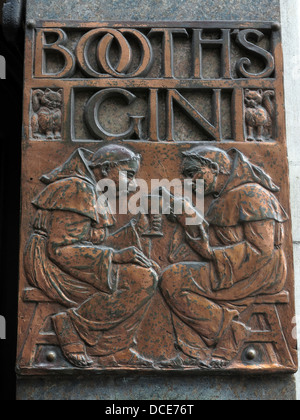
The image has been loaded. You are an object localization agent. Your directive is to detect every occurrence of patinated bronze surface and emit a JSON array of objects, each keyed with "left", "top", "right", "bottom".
[{"left": 17, "top": 20, "right": 297, "bottom": 374}]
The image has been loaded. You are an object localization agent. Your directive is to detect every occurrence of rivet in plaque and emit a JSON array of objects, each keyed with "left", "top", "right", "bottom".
[
  {"left": 246, "top": 348, "right": 257, "bottom": 361},
  {"left": 46, "top": 351, "right": 57, "bottom": 363}
]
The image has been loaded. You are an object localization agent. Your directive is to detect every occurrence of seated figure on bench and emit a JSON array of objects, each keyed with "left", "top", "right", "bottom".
[
  {"left": 160, "top": 146, "right": 289, "bottom": 365},
  {"left": 24, "top": 145, "right": 159, "bottom": 367}
]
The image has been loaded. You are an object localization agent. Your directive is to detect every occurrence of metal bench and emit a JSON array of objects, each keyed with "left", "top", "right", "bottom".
[
  {"left": 235, "top": 291, "right": 295, "bottom": 368},
  {"left": 18, "top": 288, "right": 61, "bottom": 369}
]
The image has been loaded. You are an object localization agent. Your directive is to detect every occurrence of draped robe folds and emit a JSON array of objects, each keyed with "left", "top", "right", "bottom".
[
  {"left": 24, "top": 148, "right": 158, "bottom": 356},
  {"left": 160, "top": 150, "right": 289, "bottom": 354},
  {"left": 185, "top": 184, "right": 288, "bottom": 301}
]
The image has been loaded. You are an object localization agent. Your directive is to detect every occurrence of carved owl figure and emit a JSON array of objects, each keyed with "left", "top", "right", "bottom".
[{"left": 31, "top": 88, "right": 63, "bottom": 139}]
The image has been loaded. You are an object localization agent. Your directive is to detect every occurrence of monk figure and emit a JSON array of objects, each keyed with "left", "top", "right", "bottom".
[
  {"left": 24, "top": 145, "right": 158, "bottom": 367},
  {"left": 160, "top": 147, "right": 288, "bottom": 365}
]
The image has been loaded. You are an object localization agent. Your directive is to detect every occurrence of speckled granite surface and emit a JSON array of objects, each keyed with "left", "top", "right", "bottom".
[
  {"left": 17, "top": 374, "right": 296, "bottom": 400},
  {"left": 27, "top": 0, "right": 280, "bottom": 22}
]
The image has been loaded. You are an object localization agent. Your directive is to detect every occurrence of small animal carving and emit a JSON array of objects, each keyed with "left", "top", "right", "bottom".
[
  {"left": 244, "top": 89, "right": 275, "bottom": 142},
  {"left": 31, "top": 89, "right": 62, "bottom": 139}
]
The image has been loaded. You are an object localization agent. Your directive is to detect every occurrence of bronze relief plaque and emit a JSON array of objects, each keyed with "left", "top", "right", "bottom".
[{"left": 17, "top": 20, "right": 297, "bottom": 374}]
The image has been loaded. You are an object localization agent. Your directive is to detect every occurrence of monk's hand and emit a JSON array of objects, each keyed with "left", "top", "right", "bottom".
[
  {"left": 164, "top": 193, "right": 185, "bottom": 223},
  {"left": 113, "top": 247, "right": 153, "bottom": 268},
  {"left": 190, "top": 223, "right": 213, "bottom": 260},
  {"left": 149, "top": 259, "right": 162, "bottom": 276}
]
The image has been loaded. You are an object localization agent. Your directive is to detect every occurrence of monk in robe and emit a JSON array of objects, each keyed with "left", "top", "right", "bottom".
[
  {"left": 24, "top": 145, "right": 158, "bottom": 367},
  {"left": 160, "top": 146, "right": 288, "bottom": 364}
]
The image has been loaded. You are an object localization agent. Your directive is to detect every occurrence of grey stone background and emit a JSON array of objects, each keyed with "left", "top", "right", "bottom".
[
  {"left": 28, "top": 0, "right": 280, "bottom": 22},
  {"left": 17, "top": 0, "right": 300, "bottom": 400}
]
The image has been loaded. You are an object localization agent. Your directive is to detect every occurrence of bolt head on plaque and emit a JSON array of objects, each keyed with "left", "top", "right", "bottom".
[{"left": 46, "top": 351, "right": 57, "bottom": 363}]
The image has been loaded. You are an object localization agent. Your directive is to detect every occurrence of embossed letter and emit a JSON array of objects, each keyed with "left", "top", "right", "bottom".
[
  {"left": 34, "top": 29, "right": 76, "bottom": 78},
  {"left": 235, "top": 29, "right": 275, "bottom": 78},
  {"left": 166, "top": 89, "right": 222, "bottom": 141},
  {"left": 192, "top": 29, "right": 231, "bottom": 79},
  {"left": 149, "top": 28, "right": 189, "bottom": 78},
  {"left": 85, "top": 88, "right": 145, "bottom": 140}
]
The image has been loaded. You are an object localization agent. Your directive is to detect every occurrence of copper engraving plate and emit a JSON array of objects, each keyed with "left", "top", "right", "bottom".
[{"left": 17, "top": 20, "right": 297, "bottom": 374}]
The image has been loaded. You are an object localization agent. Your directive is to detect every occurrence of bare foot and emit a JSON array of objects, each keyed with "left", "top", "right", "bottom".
[
  {"left": 62, "top": 347, "right": 93, "bottom": 368},
  {"left": 65, "top": 351, "right": 93, "bottom": 368},
  {"left": 210, "top": 359, "right": 230, "bottom": 369}
]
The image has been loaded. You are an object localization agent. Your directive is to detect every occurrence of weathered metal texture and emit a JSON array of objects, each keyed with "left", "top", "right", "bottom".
[{"left": 17, "top": 1, "right": 297, "bottom": 384}]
